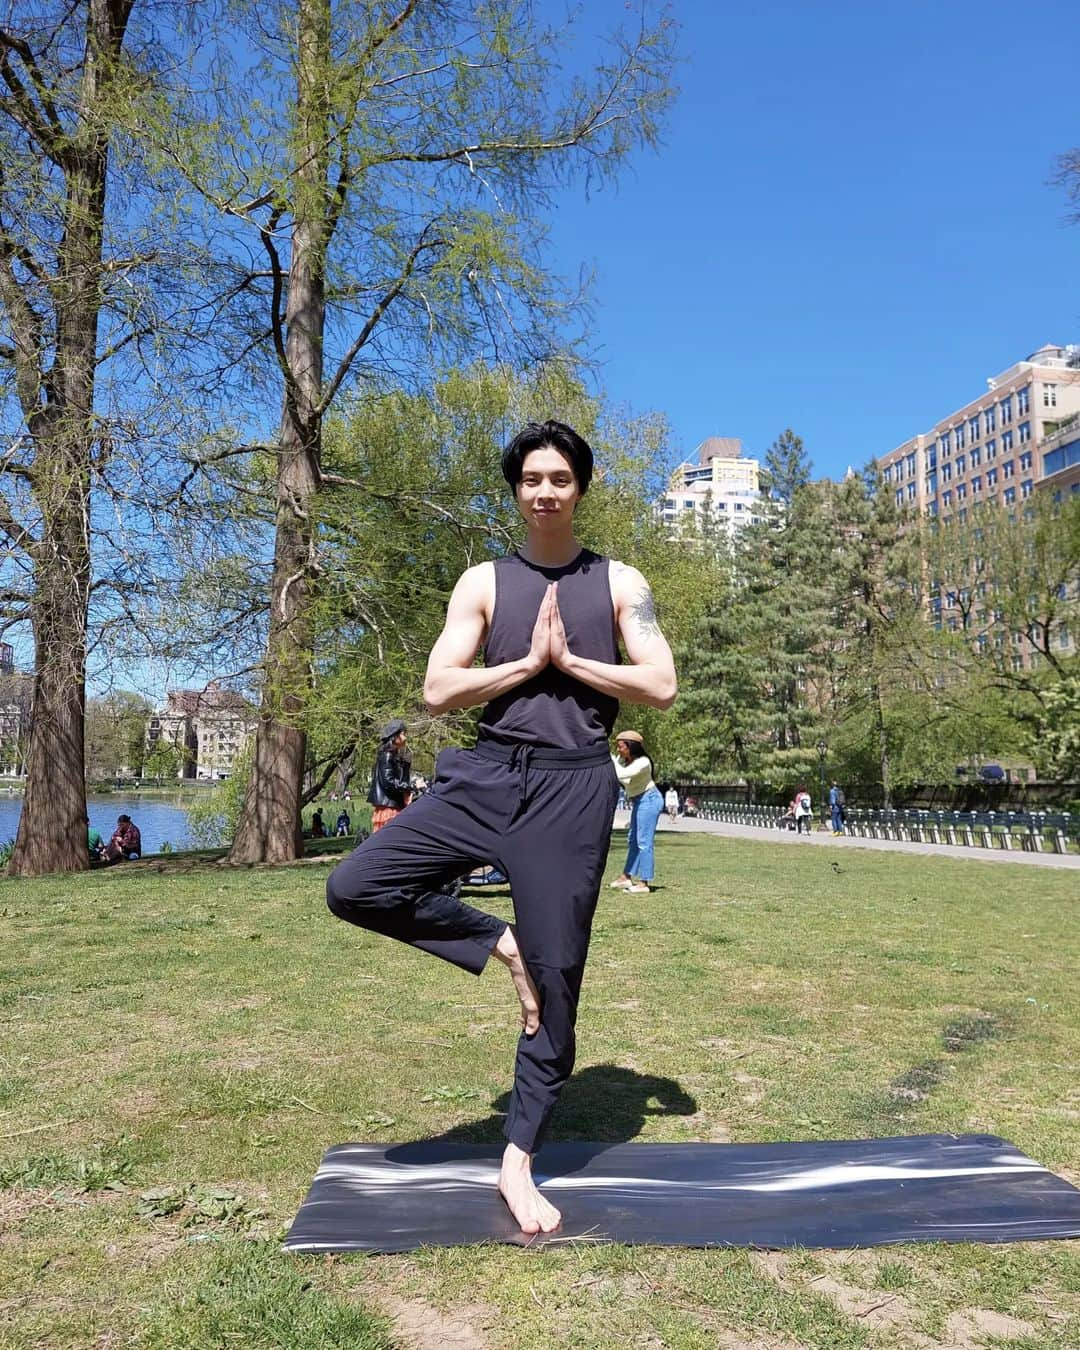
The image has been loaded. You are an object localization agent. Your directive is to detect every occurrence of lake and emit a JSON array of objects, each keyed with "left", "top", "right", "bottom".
[{"left": 0, "top": 793, "right": 195, "bottom": 855}]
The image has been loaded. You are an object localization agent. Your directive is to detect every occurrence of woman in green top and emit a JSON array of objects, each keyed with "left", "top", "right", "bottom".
[{"left": 610, "top": 730, "right": 663, "bottom": 894}]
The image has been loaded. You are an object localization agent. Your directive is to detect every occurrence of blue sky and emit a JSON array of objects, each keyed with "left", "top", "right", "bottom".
[{"left": 546, "top": 0, "right": 1080, "bottom": 479}]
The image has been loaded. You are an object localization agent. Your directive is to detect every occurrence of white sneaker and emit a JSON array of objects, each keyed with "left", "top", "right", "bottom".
[
  {"left": 626, "top": 883, "right": 651, "bottom": 894},
  {"left": 610, "top": 878, "right": 632, "bottom": 889}
]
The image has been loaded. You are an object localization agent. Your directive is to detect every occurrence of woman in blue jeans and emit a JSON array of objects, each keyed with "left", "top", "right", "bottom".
[{"left": 610, "top": 730, "right": 664, "bottom": 894}]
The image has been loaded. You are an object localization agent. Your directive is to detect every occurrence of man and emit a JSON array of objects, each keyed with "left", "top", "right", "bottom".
[
  {"left": 86, "top": 817, "right": 105, "bottom": 862},
  {"left": 829, "top": 780, "right": 846, "bottom": 835},
  {"left": 327, "top": 420, "right": 676, "bottom": 1235}
]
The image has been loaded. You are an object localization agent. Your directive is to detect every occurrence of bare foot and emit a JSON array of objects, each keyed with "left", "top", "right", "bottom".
[
  {"left": 493, "top": 925, "right": 541, "bottom": 1034},
  {"left": 499, "top": 1142, "right": 561, "bottom": 1235}
]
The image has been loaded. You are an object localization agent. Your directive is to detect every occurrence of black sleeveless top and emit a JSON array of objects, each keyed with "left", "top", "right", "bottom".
[{"left": 478, "top": 549, "right": 620, "bottom": 748}]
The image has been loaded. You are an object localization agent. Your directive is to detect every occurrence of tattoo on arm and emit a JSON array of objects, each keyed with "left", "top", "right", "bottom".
[{"left": 630, "top": 585, "right": 661, "bottom": 639}]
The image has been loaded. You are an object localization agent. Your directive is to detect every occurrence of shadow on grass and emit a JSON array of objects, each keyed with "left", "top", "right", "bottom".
[{"left": 414, "top": 1063, "right": 698, "bottom": 1148}]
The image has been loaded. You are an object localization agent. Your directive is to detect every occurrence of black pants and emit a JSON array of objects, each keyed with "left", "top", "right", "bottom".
[{"left": 326, "top": 740, "right": 620, "bottom": 1154}]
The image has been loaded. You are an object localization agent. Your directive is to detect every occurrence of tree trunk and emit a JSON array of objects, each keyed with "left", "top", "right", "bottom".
[
  {"left": 228, "top": 0, "right": 328, "bottom": 864},
  {"left": 8, "top": 0, "right": 132, "bottom": 877}
]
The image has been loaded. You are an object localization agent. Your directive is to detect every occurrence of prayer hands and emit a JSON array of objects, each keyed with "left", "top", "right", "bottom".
[{"left": 527, "top": 583, "right": 573, "bottom": 675}]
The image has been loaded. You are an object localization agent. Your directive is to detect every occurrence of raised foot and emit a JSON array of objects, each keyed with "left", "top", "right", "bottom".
[
  {"left": 499, "top": 1143, "right": 561, "bottom": 1235},
  {"left": 493, "top": 925, "right": 541, "bottom": 1035}
]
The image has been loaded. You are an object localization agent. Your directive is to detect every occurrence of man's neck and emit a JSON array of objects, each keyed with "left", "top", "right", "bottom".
[{"left": 519, "top": 530, "right": 582, "bottom": 568}]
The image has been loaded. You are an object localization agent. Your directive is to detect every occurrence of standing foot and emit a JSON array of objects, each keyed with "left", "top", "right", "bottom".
[
  {"left": 493, "top": 925, "right": 541, "bottom": 1034},
  {"left": 498, "top": 1142, "right": 561, "bottom": 1235}
]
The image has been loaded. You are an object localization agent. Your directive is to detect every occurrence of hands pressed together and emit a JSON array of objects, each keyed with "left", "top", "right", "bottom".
[{"left": 526, "top": 582, "right": 573, "bottom": 675}]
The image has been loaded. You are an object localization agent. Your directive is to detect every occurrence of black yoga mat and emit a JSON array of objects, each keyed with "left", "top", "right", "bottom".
[{"left": 283, "top": 1132, "right": 1080, "bottom": 1253}]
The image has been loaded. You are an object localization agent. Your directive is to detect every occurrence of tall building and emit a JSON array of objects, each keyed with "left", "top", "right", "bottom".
[
  {"left": 662, "top": 437, "right": 763, "bottom": 536},
  {"left": 878, "top": 344, "right": 1080, "bottom": 673},
  {"left": 146, "top": 682, "right": 256, "bottom": 780},
  {"left": 879, "top": 343, "right": 1080, "bottom": 521}
]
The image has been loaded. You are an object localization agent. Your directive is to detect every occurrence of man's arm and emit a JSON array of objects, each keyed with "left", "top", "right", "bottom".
[
  {"left": 423, "top": 566, "right": 552, "bottom": 715},
  {"left": 552, "top": 562, "right": 677, "bottom": 709}
]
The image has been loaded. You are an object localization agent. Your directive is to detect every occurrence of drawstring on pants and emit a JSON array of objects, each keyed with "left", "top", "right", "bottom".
[{"left": 508, "top": 743, "right": 534, "bottom": 820}]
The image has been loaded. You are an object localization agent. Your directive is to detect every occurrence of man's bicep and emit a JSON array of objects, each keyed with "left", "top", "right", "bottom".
[
  {"left": 427, "top": 572, "right": 487, "bottom": 673},
  {"left": 616, "top": 566, "right": 674, "bottom": 668}
]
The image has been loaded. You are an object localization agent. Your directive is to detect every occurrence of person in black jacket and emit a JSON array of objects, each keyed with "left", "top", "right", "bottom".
[{"left": 367, "top": 718, "right": 413, "bottom": 832}]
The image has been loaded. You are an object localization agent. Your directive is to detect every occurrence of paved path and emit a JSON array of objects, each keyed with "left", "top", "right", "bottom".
[{"left": 613, "top": 810, "right": 1080, "bottom": 871}]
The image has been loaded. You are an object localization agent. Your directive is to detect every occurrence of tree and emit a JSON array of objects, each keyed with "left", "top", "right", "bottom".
[
  {"left": 0, "top": 2, "right": 144, "bottom": 873},
  {"left": 171, "top": 1, "right": 678, "bottom": 864},
  {"left": 85, "top": 690, "right": 151, "bottom": 779},
  {"left": 676, "top": 432, "right": 832, "bottom": 792}
]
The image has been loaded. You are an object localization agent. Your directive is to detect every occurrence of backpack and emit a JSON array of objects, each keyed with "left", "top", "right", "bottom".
[{"left": 836, "top": 788, "right": 846, "bottom": 807}]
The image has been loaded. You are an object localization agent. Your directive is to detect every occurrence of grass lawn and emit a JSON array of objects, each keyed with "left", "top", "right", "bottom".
[{"left": 1, "top": 832, "right": 1077, "bottom": 1349}]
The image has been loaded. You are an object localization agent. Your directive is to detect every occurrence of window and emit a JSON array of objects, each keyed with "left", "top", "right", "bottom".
[
  {"left": 987, "top": 467, "right": 998, "bottom": 486},
  {"left": 985, "top": 406, "right": 996, "bottom": 432},
  {"left": 1019, "top": 422, "right": 1031, "bottom": 444},
  {"left": 1002, "top": 429, "right": 1013, "bottom": 451},
  {"left": 1000, "top": 395, "right": 1012, "bottom": 424},
  {"left": 734, "top": 502, "right": 744, "bottom": 511},
  {"left": 970, "top": 447, "right": 981, "bottom": 467},
  {"left": 925, "top": 472, "right": 937, "bottom": 495},
  {"left": 1004, "top": 486, "right": 1016, "bottom": 504},
  {"left": 955, "top": 423, "right": 966, "bottom": 449},
  {"left": 895, "top": 488, "right": 903, "bottom": 507},
  {"left": 969, "top": 414, "right": 980, "bottom": 440},
  {"left": 884, "top": 465, "right": 893, "bottom": 484},
  {"left": 985, "top": 438, "right": 996, "bottom": 459},
  {"left": 905, "top": 452, "right": 916, "bottom": 477},
  {"left": 1019, "top": 450, "right": 1032, "bottom": 471},
  {"left": 971, "top": 475, "right": 982, "bottom": 494},
  {"left": 940, "top": 432, "right": 951, "bottom": 456},
  {"left": 1044, "top": 384, "right": 1057, "bottom": 408},
  {"left": 956, "top": 454, "right": 966, "bottom": 475},
  {"left": 1017, "top": 386, "right": 1030, "bottom": 415},
  {"left": 928, "top": 500, "right": 938, "bottom": 517},
  {"left": 907, "top": 482, "right": 916, "bottom": 500},
  {"left": 1003, "top": 460, "right": 1015, "bottom": 479},
  {"left": 942, "top": 462, "right": 952, "bottom": 482},
  {"left": 1061, "top": 627, "right": 1071, "bottom": 650},
  {"left": 943, "top": 489, "right": 952, "bottom": 507},
  {"left": 957, "top": 507, "right": 968, "bottom": 523},
  {"left": 716, "top": 501, "right": 727, "bottom": 509},
  {"left": 956, "top": 482, "right": 967, "bottom": 500},
  {"left": 1021, "top": 479, "right": 1033, "bottom": 498}
]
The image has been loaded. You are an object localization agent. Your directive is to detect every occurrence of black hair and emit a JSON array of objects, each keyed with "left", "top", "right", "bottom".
[
  {"left": 618, "top": 738, "right": 650, "bottom": 766},
  {"left": 501, "top": 420, "right": 593, "bottom": 496}
]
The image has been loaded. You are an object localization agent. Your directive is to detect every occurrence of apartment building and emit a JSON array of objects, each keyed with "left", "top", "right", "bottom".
[
  {"left": 879, "top": 344, "right": 1080, "bottom": 672},
  {"left": 146, "top": 682, "right": 256, "bottom": 780},
  {"left": 662, "top": 437, "right": 763, "bottom": 536},
  {"left": 880, "top": 343, "right": 1080, "bottom": 522}
]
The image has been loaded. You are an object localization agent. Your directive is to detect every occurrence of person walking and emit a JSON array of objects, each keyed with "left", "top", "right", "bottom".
[
  {"left": 326, "top": 420, "right": 677, "bottom": 1236},
  {"left": 366, "top": 719, "right": 413, "bottom": 833},
  {"left": 610, "top": 732, "right": 664, "bottom": 894},
  {"left": 664, "top": 785, "right": 680, "bottom": 820},
  {"left": 793, "top": 786, "right": 813, "bottom": 835},
  {"left": 828, "top": 780, "right": 846, "bottom": 835}
]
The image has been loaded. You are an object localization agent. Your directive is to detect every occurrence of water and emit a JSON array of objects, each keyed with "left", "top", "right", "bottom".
[{"left": 0, "top": 793, "right": 194, "bottom": 856}]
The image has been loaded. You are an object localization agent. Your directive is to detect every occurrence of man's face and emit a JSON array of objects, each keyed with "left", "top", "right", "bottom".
[
  {"left": 393, "top": 731, "right": 407, "bottom": 751},
  {"left": 515, "top": 446, "right": 580, "bottom": 527}
]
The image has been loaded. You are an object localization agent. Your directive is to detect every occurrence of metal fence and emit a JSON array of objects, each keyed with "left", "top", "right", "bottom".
[{"left": 695, "top": 800, "right": 1079, "bottom": 856}]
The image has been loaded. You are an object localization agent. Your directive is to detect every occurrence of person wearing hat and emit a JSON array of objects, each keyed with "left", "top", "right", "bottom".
[
  {"left": 327, "top": 419, "right": 677, "bottom": 1238},
  {"left": 610, "top": 731, "right": 663, "bottom": 894},
  {"left": 366, "top": 718, "right": 413, "bottom": 832}
]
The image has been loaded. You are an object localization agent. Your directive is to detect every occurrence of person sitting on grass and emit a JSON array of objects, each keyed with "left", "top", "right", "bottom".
[
  {"left": 335, "top": 808, "right": 351, "bottom": 837},
  {"left": 87, "top": 817, "right": 105, "bottom": 863},
  {"left": 104, "top": 814, "right": 141, "bottom": 863}
]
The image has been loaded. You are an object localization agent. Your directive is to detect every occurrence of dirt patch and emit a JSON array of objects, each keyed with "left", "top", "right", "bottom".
[
  {"left": 941, "top": 1012, "right": 1006, "bottom": 1053},
  {"left": 943, "top": 1307, "right": 1037, "bottom": 1345},
  {"left": 377, "top": 1294, "right": 497, "bottom": 1349},
  {"left": 715, "top": 1333, "right": 804, "bottom": 1350}
]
